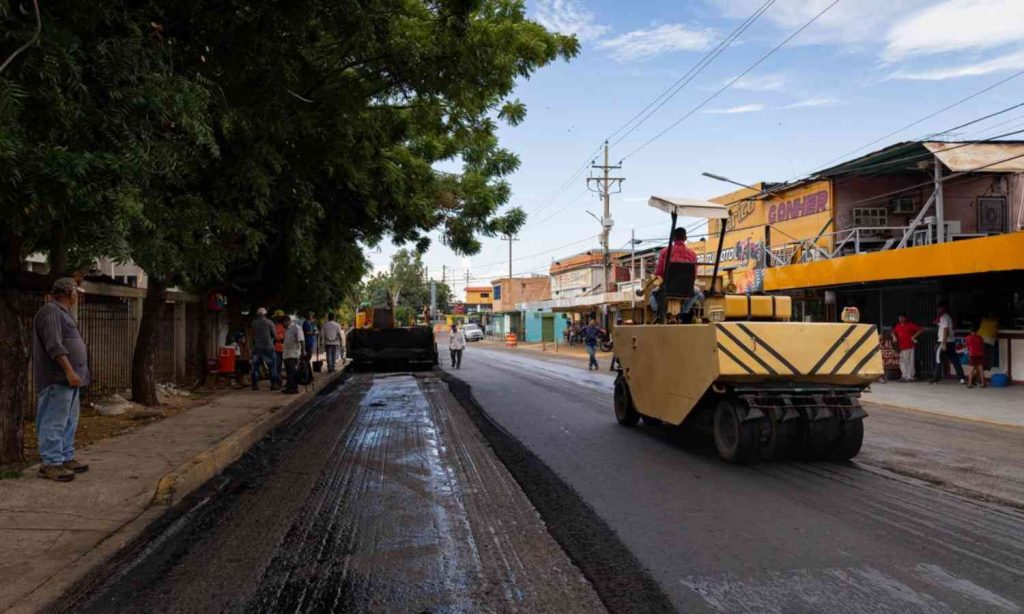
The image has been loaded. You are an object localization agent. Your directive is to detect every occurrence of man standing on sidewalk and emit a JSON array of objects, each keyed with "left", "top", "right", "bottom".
[
  {"left": 930, "top": 303, "right": 966, "bottom": 385},
  {"left": 891, "top": 313, "right": 922, "bottom": 382},
  {"left": 251, "top": 308, "right": 280, "bottom": 390},
  {"left": 449, "top": 323, "right": 466, "bottom": 369},
  {"left": 581, "top": 318, "right": 604, "bottom": 371},
  {"left": 32, "top": 277, "right": 90, "bottom": 482},
  {"left": 303, "top": 312, "right": 318, "bottom": 359},
  {"left": 321, "top": 312, "right": 344, "bottom": 372},
  {"left": 282, "top": 316, "right": 305, "bottom": 394}
]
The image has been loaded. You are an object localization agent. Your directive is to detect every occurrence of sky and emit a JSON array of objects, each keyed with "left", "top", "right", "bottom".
[{"left": 367, "top": 0, "right": 1024, "bottom": 298}]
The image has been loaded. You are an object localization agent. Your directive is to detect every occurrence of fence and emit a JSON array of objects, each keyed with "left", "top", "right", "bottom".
[{"left": 10, "top": 282, "right": 213, "bottom": 415}]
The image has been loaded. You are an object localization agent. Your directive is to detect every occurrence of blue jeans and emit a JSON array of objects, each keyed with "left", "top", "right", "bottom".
[
  {"left": 252, "top": 348, "right": 280, "bottom": 387},
  {"left": 649, "top": 289, "right": 705, "bottom": 318},
  {"left": 326, "top": 345, "right": 341, "bottom": 372},
  {"left": 36, "top": 384, "right": 80, "bottom": 466},
  {"left": 586, "top": 344, "right": 598, "bottom": 368}
]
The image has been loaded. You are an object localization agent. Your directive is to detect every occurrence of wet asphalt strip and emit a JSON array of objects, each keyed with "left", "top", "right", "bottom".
[
  {"left": 57, "top": 369, "right": 628, "bottom": 613},
  {"left": 440, "top": 371, "right": 677, "bottom": 614}
]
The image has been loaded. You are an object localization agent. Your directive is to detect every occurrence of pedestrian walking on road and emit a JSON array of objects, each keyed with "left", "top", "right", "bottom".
[
  {"left": 322, "top": 312, "right": 344, "bottom": 373},
  {"left": 32, "top": 277, "right": 90, "bottom": 482},
  {"left": 581, "top": 319, "right": 604, "bottom": 370},
  {"left": 449, "top": 323, "right": 466, "bottom": 369},
  {"left": 965, "top": 329, "right": 986, "bottom": 389},
  {"left": 930, "top": 303, "right": 966, "bottom": 385},
  {"left": 891, "top": 313, "right": 922, "bottom": 382},
  {"left": 282, "top": 316, "right": 305, "bottom": 394},
  {"left": 251, "top": 308, "right": 281, "bottom": 390}
]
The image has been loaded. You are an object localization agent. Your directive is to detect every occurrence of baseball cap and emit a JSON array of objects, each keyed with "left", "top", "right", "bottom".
[
  {"left": 256, "top": 307, "right": 267, "bottom": 316},
  {"left": 51, "top": 277, "right": 83, "bottom": 296}
]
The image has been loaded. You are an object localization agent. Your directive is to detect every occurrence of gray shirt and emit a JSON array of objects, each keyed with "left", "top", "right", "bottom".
[
  {"left": 32, "top": 301, "right": 90, "bottom": 392},
  {"left": 252, "top": 316, "right": 276, "bottom": 352}
]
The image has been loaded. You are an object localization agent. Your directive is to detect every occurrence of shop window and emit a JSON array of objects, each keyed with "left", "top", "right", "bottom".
[
  {"left": 480, "top": 292, "right": 489, "bottom": 299},
  {"left": 977, "top": 197, "right": 1007, "bottom": 233},
  {"left": 852, "top": 207, "right": 887, "bottom": 228}
]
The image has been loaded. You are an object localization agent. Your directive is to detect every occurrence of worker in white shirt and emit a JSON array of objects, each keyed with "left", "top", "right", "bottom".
[
  {"left": 930, "top": 302, "right": 966, "bottom": 385},
  {"left": 449, "top": 323, "right": 466, "bottom": 369},
  {"left": 321, "top": 312, "right": 344, "bottom": 372}
]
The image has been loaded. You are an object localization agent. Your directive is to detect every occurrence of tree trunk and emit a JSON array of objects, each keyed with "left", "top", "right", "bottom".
[
  {"left": 49, "top": 222, "right": 67, "bottom": 278},
  {"left": 0, "top": 291, "right": 28, "bottom": 464},
  {"left": 131, "top": 278, "right": 167, "bottom": 406}
]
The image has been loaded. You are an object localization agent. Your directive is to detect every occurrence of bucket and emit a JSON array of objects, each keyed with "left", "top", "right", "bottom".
[
  {"left": 218, "top": 347, "right": 236, "bottom": 373},
  {"left": 990, "top": 373, "right": 1010, "bottom": 387},
  {"left": 312, "top": 360, "right": 323, "bottom": 373}
]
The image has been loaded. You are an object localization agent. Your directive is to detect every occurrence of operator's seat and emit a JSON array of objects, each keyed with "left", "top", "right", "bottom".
[{"left": 656, "top": 262, "right": 698, "bottom": 323}]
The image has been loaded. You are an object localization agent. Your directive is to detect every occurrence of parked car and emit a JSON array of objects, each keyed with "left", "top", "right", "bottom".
[{"left": 463, "top": 323, "right": 484, "bottom": 342}]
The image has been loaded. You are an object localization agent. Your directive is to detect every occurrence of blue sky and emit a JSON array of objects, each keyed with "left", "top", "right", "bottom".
[{"left": 368, "top": 0, "right": 1024, "bottom": 297}]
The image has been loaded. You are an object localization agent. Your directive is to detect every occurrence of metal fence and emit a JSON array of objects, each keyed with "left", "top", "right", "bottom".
[{"left": 10, "top": 283, "right": 210, "bottom": 415}]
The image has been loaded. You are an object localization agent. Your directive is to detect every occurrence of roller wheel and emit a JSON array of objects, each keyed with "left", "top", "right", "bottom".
[
  {"left": 614, "top": 375, "right": 640, "bottom": 426},
  {"left": 641, "top": 414, "right": 662, "bottom": 426},
  {"left": 713, "top": 398, "right": 758, "bottom": 463},
  {"left": 830, "top": 419, "right": 864, "bottom": 461},
  {"left": 760, "top": 414, "right": 799, "bottom": 461},
  {"left": 804, "top": 415, "right": 840, "bottom": 460}
]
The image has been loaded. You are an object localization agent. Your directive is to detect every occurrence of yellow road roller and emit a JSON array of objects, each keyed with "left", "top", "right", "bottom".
[{"left": 613, "top": 196, "right": 882, "bottom": 463}]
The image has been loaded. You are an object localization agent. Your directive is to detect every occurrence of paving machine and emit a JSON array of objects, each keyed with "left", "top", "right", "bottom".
[
  {"left": 347, "top": 305, "right": 438, "bottom": 369},
  {"left": 613, "top": 196, "right": 881, "bottom": 463}
]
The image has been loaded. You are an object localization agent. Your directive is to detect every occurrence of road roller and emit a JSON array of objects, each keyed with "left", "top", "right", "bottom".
[
  {"left": 347, "top": 305, "right": 438, "bottom": 369},
  {"left": 612, "top": 196, "right": 881, "bottom": 463}
]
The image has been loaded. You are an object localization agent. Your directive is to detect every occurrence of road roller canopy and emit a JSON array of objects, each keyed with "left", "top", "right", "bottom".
[{"left": 648, "top": 196, "right": 730, "bottom": 219}]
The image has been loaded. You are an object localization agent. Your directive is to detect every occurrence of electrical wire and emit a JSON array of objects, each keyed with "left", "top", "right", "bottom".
[
  {"left": 621, "top": 0, "right": 839, "bottom": 161},
  {"left": 607, "top": 0, "right": 775, "bottom": 148}
]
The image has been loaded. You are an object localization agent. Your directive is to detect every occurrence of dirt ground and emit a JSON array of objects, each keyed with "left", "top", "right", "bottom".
[{"left": 1, "top": 388, "right": 216, "bottom": 476}]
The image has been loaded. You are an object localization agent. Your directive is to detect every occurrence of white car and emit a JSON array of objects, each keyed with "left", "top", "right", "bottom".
[{"left": 463, "top": 323, "right": 484, "bottom": 342}]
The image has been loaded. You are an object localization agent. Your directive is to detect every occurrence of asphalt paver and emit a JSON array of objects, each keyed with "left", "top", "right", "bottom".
[
  {"left": 445, "top": 345, "right": 1024, "bottom": 613},
  {"left": 69, "top": 372, "right": 605, "bottom": 613}
]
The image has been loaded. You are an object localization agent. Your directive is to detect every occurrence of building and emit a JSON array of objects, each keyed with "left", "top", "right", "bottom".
[
  {"left": 489, "top": 276, "right": 570, "bottom": 342},
  {"left": 463, "top": 286, "right": 493, "bottom": 314},
  {"left": 24, "top": 254, "right": 149, "bottom": 288},
  {"left": 550, "top": 250, "right": 630, "bottom": 300},
  {"left": 702, "top": 141, "right": 1024, "bottom": 382}
]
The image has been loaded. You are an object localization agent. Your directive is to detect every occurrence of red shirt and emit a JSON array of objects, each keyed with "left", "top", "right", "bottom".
[
  {"left": 965, "top": 333, "right": 985, "bottom": 358},
  {"left": 655, "top": 241, "right": 698, "bottom": 277},
  {"left": 892, "top": 322, "right": 921, "bottom": 350}
]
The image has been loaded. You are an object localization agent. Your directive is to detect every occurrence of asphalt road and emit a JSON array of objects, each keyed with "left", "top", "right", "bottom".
[
  {"left": 445, "top": 343, "right": 1024, "bottom": 613},
  {"left": 68, "top": 372, "right": 606, "bottom": 614}
]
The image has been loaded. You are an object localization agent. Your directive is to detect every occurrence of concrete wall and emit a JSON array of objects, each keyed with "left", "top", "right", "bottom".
[{"left": 491, "top": 277, "right": 550, "bottom": 313}]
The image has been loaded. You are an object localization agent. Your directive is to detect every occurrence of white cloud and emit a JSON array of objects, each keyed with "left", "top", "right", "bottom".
[
  {"left": 532, "top": 0, "right": 609, "bottom": 42},
  {"left": 783, "top": 97, "right": 838, "bottom": 108},
  {"left": 599, "top": 24, "right": 715, "bottom": 62},
  {"left": 702, "top": 103, "right": 765, "bottom": 114},
  {"left": 883, "top": 0, "right": 1024, "bottom": 61},
  {"left": 710, "top": 0, "right": 933, "bottom": 49},
  {"left": 730, "top": 73, "right": 788, "bottom": 91},
  {"left": 887, "top": 50, "right": 1024, "bottom": 81}
]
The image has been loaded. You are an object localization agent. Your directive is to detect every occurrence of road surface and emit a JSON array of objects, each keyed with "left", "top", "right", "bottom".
[
  {"left": 445, "top": 343, "right": 1024, "bottom": 613},
  {"left": 68, "top": 372, "right": 606, "bottom": 613}
]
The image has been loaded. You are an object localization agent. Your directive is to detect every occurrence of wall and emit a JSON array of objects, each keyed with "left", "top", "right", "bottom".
[{"left": 491, "top": 277, "right": 550, "bottom": 313}]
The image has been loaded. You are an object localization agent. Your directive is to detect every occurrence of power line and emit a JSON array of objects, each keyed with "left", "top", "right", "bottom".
[
  {"left": 607, "top": 0, "right": 775, "bottom": 148},
  {"left": 621, "top": 0, "right": 839, "bottom": 161},
  {"left": 522, "top": 141, "right": 604, "bottom": 217}
]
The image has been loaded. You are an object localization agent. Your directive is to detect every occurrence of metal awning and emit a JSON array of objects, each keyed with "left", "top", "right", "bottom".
[
  {"left": 924, "top": 142, "right": 1024, "bottom": 173},
  {"left": 648, "top": 196, "right": 730, "bottom": 219}
]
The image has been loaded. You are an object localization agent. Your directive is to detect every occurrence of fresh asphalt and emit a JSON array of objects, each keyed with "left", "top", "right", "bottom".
[{"left": 444, "top": 343, "right": 1024, "bottom": 613}]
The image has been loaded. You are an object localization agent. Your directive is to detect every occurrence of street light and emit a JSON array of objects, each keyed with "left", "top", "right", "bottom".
[{"left": 701, "top": 171, "right": 760, "bottom": 193}]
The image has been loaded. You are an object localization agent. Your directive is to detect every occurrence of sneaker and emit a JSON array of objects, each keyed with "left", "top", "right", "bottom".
[
  {"left": 63, "top": 459, "right": 89, "bottom": 473},
  {"left": 959, "top": 379, "right": 967, "bottom": 385},
  {"left": 39, "top": 464, "right": 75, "bottom": 482}
]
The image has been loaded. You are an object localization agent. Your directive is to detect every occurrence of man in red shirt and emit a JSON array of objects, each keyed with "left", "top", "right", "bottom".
[
  {"left": 891, "top": 313, "right": 922, "bottom": 381},
  {"left": 965, "top": 328, "right": 986, "bottom": 388},
  {"left": 651, "top": 227, "right": 701, "bottom": 321}
]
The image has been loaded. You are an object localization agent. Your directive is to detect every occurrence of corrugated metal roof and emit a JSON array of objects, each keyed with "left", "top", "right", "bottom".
[{"left": 924, "top": 141, "right": 1024, "bottom": 173}]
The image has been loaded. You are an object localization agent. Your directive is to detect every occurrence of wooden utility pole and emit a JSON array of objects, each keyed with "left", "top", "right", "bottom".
[{"left": 586, "top": 141, "right": 624, "bottom": 324}]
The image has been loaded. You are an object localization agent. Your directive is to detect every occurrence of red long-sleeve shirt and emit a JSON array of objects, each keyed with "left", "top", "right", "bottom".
[{"left": 655, "top": 241, "right": 698, "bottom": 277}]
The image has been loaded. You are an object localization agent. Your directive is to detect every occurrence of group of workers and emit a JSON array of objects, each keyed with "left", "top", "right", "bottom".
[{"left": 248, "top": 308, "right": 347, "bottom": 394}]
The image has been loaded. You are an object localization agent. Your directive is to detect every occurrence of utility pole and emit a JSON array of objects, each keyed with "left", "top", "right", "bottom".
[
  {"left": 586, "top": 141, "right": 625, "bottom": 324},
  {"left": 442, "top": 264, "right": 446, "bottom": 284},
  {"left": 505, "top": 233, "right": 519, "bottom": 336},
  {"left": 630, "top": 228, "right": 636, "bottom": 309}
]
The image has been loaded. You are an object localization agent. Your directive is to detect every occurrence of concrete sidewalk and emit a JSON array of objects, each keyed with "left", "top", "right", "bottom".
[
  {"left": 0, "top": 369, "right": 343, "bottom": 613},
  {"left": 862, "top": 380, "right": 1024, "bottom": 428},
  {"left": 479, "top": 339, "right": 1024, "bottom": 429}
]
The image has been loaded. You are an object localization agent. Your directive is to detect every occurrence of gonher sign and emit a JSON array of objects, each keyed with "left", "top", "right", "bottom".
[
  {"left": 702, "top": 180, "right": 833, "bottom": 294},
  {"left": 768, "top": 190, "right": 828, "bottom": 224}
]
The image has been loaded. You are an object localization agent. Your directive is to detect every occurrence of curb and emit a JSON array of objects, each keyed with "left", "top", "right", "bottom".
[
  {"left": 862, "top": 396, "right": 1024, "bottom": 430},
  {"left": 152, "top": 370, "right": 346, "bottom": 507}
]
